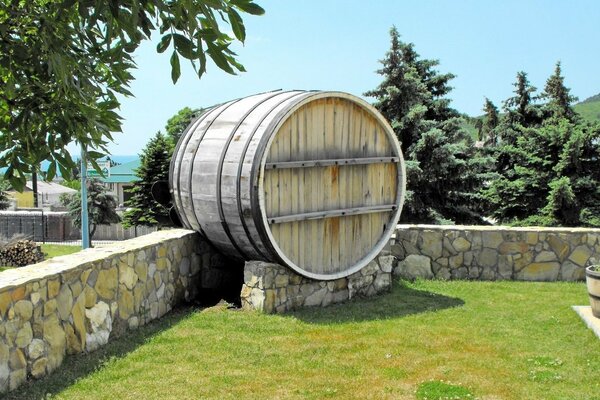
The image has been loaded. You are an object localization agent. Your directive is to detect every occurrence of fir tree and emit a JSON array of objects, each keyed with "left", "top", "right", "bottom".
[
  {"left": 541, "top": 62, "right": 578, "bottom": 121},
  {"left": 122, "top": 132, "right": 171, "bottom": 228},
  {"left": 481, "top": 98, "right": 499, "bottom": 145},
  {"left": 63, "top": 179, "right": 121, "bottom": 246},
  {"left": 365, "top": 27, "right": 491, "bottom": 224},
  {"left": 502, "top": 71, "right": 540, "bottom": 135}
]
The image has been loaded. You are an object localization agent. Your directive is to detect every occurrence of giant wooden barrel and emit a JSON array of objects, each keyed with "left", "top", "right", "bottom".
[{"left": 170, "top": 90, "right": 406, "bottom": 280}]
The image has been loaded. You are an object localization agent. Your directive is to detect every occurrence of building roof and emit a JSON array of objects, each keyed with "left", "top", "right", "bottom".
[
  {"left": 22, "top": 181, "right": 77, "bottom": 195},
  {"left": 97, "top": 159, "right": 140, "bottom": 184}
]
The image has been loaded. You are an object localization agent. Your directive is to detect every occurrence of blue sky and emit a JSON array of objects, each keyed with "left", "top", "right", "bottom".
[{"left": 106, "top": 0, "right": 600, "bottom": 155}]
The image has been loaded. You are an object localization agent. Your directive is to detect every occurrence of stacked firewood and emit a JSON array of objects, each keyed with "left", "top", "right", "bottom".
[{"left": 0, "top": 236, "right": 44, "bottom": 267}]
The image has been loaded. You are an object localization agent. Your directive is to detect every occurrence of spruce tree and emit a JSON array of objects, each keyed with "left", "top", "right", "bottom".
[
  {"left": 365, "top": 27, "right": 491, "bottom": 223},
  {"left": 481, "top": 98, "right": 499, "bottom": 145},
  {"left": 502, "top": 71, "right": 541, "bottom": 136},
  {"left": 122, "top": 132, "right": 171, "bottom": 228},
  {"left": 541, "top": 62, "right": 578, "bottom": 121}
]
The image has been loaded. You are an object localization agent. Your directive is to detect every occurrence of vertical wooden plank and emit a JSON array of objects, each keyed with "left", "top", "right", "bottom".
[
  {"left": 303, "top": 105, "right": 314, "bottom": 271},
  {"left": 290, "top": 111, "right": 300, "bottom": 267},
  {"left": 313, "top": 102, "right": 325, "bottom": 273},
  {"left": 296, "top": 107, "right": 306, "bottom": 269},
  {"left": 351, "top": 106, "right": 364, "bottom": 265}
]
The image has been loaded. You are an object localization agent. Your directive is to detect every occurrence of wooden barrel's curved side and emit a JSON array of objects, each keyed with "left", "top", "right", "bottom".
[{"left": 252, "top": 92, "right": 406, "bottom": 280}]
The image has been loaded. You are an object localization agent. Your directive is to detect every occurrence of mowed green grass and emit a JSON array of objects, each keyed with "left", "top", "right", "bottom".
[
  {"left": 8, "top": 280, "right": 599, "bottom": 400},
  {"left": 40, "top": 244, "right": 81, "bottom": 259}
]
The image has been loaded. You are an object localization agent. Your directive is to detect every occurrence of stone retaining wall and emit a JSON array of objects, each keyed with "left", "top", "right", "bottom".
[
  {"left": 241, "top": 255, "right": 395, "bottom": 313},
  {"left": 0, "top": 229, "right": 220, "bottom": 393},
  {"left": 392, "top": 225, "right": 600, "bottom": 281}
]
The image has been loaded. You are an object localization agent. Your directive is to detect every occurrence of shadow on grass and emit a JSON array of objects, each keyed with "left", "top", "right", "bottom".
[
  {"left": 287, "top": 280, "right": 465, "bottom": 324},
  {"left": 3, "top": 306, "right": 197, "bottom": 400}
]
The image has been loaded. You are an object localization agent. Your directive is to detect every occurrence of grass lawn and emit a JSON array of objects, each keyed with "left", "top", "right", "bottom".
[
  {"left": 7, "top": 279, "right": 599, "bottom": 400},
  {"left": 40, "top": 244, "right": 82, "bottom": 259}
]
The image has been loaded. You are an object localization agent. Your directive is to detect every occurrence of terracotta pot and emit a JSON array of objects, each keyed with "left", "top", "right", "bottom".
[{"left": 586, "top": 266, "right": 600, "bottom": 318}]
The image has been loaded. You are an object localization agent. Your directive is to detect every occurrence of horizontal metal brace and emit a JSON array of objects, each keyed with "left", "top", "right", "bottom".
[
  {"left": 265, "top": 157, "right": 398, "bottom": 170},
  {"left": 268, "top": 204, "right": 397, "bottom": 224}
]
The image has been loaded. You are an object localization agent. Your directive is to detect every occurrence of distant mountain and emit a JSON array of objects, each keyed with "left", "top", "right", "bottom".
[{"left": 574, "top": 93, "right": 600, "bottom": 123}]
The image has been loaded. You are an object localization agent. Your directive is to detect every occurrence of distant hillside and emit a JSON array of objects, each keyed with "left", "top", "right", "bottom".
[{"left": 574, "top": 93, "right": 600, "bottom": 123}]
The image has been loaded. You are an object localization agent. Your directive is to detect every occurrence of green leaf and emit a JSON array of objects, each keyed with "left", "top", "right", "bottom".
[
  {"left": 170, "top": 51, "right": 181, "bottom": 83},
  {"left": 227, "top": 9, "right": 245, "bottom": 42},
  {"left": 157, "top": 34, "right": 172, "bottom": 53},
  {"left": 46, "top": 162, "right": 57, "bottom": 181},
  {"left": 207, "top": 44, "right": 235, "bottom": 74},
  {"left": 233, "top": 1, "right": 265, "bottom": 15},
  {"left": 87, "top": 151, "right": 105, "bottom": 160},
  {"left": 173, "top": 34, "right": 194, "bottom": 59}
]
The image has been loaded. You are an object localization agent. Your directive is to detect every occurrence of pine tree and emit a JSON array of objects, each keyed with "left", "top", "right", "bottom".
[
  {"left": 63, "top": 179, "right": 121, "bottom": 246},
  {"left": 365, "top": 27, "right": 491, "bottom": 223},
  {"left": 541, "top": 62, "right": 578, "bottom": 121},
  {"left": 122, "top": 132, "right": 171, "bottom": 228}
]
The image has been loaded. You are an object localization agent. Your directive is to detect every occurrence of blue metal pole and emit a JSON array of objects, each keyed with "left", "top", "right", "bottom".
[{"left": 80, "top": 146, "right": 90, "bottom": 249}]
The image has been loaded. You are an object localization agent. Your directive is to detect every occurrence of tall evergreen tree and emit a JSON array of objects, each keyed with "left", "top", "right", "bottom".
[
  {"left": 541, "top": 62, "right": 578, "bottom": 121},
  {"left": 481, "top": 98, "right": 499, "bottom": 145},
  {"left": 502, "top": 72, "right": 541, "bottom": 135},
  {"left": 365, "top": 27, "right": 491, "bottom": 223},
  {"left": 122, "top": 132, "right": 172, "bottom": 228}
]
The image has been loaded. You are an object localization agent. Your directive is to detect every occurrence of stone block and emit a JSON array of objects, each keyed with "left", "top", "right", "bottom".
[
  {"left": 85, "top": 302, "right": 112, "bottom": 352},
  {"left": 30, "top": 357, "right": 47, "bottom": 379},
  {"left": 452, "top": 237, "right": 471, "bottom": 252},
  {"left": 28, "top": 339, "right": 45, "bottom": 360},
  {"left": 535, "top": 251, "right": 558, "bottom": 263},
  {"left": 15, "top": 323, "right": 33, "bottom": 348},
  {"left": 43, "top": 314, "right": 66, "bottom": 372},
  {"left": 548, "top": 235, "right": 569, "bottom": 261},
  {"left": 394, "top": 254, "right": 433, "bottom": 279},
  {"left": 419, "top": 231, "right": 443, "bottom": 259},
  {"left": 119, "top": 263, "right": 138, "bottom": 290},
  {"left": 482, "top": 232, "right": 503, "bottom": 249},
  {"left": 561, "top": 261, "right": 585, "bottom": 281},
  {"left": 13, "top": 300, "right": 33, "bottom": 321},
  {"left": 95, "top": 267, "right": 118, "bottom": 300},
  {"left": 378, "top": 255, "right": 395, "bottom": 273},
  {"left": 56, "top": 285, "right": 73, "bottom": 321},
  {"left": 568, "top": 245, "right": 592, "bottom": 267},
  {"left": 304, "top": 288, "right": 328, "bottom": 307},
  {"left": 47, "top": 280, "right": 61, "bottom": 299},
  {"left": 498, "top": 241, "right": 529, "bottom": 255},
  {"left": 477, "top": 248, "right": 498, "bottom": 269},
  {"left": 516, "top": 262, "right": 560, "bottom": 281}
]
